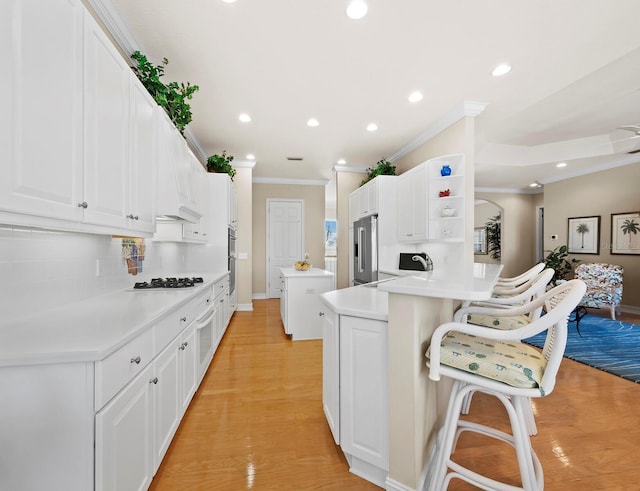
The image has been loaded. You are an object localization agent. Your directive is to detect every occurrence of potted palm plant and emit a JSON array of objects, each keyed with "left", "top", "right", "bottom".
[{"left": 543, "top": 245, "right": 581, "bottom": 285}]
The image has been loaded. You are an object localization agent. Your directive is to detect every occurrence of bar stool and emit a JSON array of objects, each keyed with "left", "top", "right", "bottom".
[{"left": 425, "top": 279, "right": 586, "bottom": 490}]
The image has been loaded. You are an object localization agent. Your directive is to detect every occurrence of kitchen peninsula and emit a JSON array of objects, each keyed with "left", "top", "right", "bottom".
[{"left": 320, "top": 263, "right": 502, "bottom": 491}]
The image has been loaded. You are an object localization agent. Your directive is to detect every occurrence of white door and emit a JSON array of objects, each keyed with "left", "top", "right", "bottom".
[{"left": 267, "top": 199, "right": 304, "bottom": 298}]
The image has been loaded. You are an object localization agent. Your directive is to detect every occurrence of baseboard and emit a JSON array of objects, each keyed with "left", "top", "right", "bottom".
[
  {"left": 385, "top": 477, "right": 416, "bottom": 491},
  {"left": 621, "top": 304, "right": 640, "bottom": 315},
  {"left": 237, "top": 303, "right": 253, "bottom": 311},
  {"left": 252, "top": 293, "right": 267, "bottom": 300}
]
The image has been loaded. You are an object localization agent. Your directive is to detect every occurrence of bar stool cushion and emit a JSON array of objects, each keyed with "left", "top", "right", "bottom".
[
  {"left": 438, "top": 332, "right": 545, "bottom": 391},
  {"left": 466, "top": 313, "right": 531, "bottom": 330}
]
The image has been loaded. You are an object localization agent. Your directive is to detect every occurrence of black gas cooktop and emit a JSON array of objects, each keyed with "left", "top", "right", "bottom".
[{"left": 133, "top": 277, "right": 204, "bottom": 290}]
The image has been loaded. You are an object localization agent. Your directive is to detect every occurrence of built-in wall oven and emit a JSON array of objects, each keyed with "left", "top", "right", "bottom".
[{"left": 228, "top": 227, "right": 237, "bottom": 294}]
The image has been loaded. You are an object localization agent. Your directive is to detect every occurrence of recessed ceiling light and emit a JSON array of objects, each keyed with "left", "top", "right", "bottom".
[
  {"left": 556, "top": 162, "right": 567, "bottom": 168},
  {"left": 337, "top": 158, "right": 346, "bottom": 164},
  {"left": 346, "top": 0, "right": 368, "bottom": 20},
  {"left": 222, "top": 0, "right": 237, "bottom": 3},
  {"left": 408, "top": 91, "right": 423, "bottom": 103},
  {"left": 529, "top": 181, "right": 543, "bottom": 188},
  {"left": 239, "top": 113, "right": 251, "bottom": 123},
  {"left": 492, "top": 63, "right": 512, "bottom": 77},
  {"left": 366, "top": 123, "right": 378, "bottom": 132},
  {"left": 246, "top": 154, "right": 255, "bottom": 160},
  {"left": 307, "top": 118, "right": 319, "bottom": 127}
]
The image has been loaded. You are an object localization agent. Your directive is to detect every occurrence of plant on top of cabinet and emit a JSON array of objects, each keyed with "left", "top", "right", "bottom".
[
  {"left": 130, "top": 51, "right": 199, "bottom": 134},
  {"left": 207, "top": 150, "right": 237, "bottom": 181},
  {"left": 359, "top": 159, "right": 396, "bottom": 186}
]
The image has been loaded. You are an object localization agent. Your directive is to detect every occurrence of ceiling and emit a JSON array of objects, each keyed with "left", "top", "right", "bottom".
[{"left": 99, "top": 0, "right": 640, "bottom": 192}]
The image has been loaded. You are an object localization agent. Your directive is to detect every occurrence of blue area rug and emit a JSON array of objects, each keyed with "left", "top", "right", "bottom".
[{"left": 524, "top": 315, "right": 640, "bottom": 383}]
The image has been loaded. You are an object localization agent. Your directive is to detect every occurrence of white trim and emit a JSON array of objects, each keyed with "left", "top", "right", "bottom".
[
  {"left": 236, "top": 303, "right": 254, "bottom": 311},
  {"left": 385, "top": 477, "right": 416, "bottom": 491},
  {"left": 333, "top": 165, "right": 369, "bottom": 174},
  {"left": 252, "top": 293, "right": 267, "bottom": 300},
  {"left": 535, "top": 205, "right": 544, "bottom": 263},
  {"left": 253, "top": 177, "right": 328, "bottom": 186},
  {"left": 540, "top": 153, "right": 640, "bottom": 184},
  {"left": 234, "top": 160, "right": 256, "bottom": 169},
  {"left": 388, "top": 101, "right": 488, "bottom": 163},
  {"left": 621, "top": 305, "right": 640, "bottom": 315},
  {"left": 475, "top": 187, "right": 544, "bottom": 195}
]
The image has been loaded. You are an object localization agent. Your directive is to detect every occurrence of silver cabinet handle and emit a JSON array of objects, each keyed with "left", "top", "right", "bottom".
[
  {"left": 77, "top": 202, "right": 88, "bottom": 209},
  {"left": 179, "top": 341, "right": 188, "bottom": 350},
  {"left": 130, "top": 356, "right": 141, "bottom": 364},
  {"left": 150, "top": 377, "right": 158, "bottom": 384},
  {"left": 180, "top": 317, "right": 187, "bottom": 322},
  {"left": 127, "top": 214, "right": 139, "bottom": 220},
  {"left": 319, "top": 312, "right": 325, "bottom": 317}
]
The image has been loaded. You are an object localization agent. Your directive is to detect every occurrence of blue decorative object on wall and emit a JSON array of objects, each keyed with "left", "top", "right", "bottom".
[{"left": 440, "top": 164, "right": 452, "bottom": 176}]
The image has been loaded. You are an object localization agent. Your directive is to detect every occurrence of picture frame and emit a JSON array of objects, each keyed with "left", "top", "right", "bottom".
[
  {"left": 567, "top": 216, "right": 600, "bottom": 254},
  {"left": 611, "top": 211, "right": 640, "bottom": 255},
  {"left": 473, "top": 227, "right": 487, "bottom": 254}
]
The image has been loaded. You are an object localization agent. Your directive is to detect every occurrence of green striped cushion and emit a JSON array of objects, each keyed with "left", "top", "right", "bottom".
[{"left": 434, "top": 332, "right": 545, "bottom": 392}]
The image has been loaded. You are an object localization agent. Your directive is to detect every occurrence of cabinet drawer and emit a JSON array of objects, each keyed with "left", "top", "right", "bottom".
[
  {"left": 154, "top": 298, "right": 199, "bottom": 355},
  {"left": 213, "top": 278, "right": 226, "bottom": 300},
  {"left": 95, "top": 328, "right": 154, "bottom": 410}
]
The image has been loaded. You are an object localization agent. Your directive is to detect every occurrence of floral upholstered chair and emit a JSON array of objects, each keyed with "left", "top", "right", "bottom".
[{"left": 575, "top": 263, "right": 624, "bottom": 320}]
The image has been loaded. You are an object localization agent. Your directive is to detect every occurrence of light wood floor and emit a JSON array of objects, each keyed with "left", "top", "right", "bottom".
[{"left": 149, "top": 301, "right": 640, "bottom": 490}]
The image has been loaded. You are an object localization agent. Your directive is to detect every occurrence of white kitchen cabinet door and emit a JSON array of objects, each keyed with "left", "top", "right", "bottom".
[
  {"left": 128, "top": 78, "right": 157, "bottom": 234},
  {"left": 179, "top": 323, "right": 197, "bottom": 414},
  {"left": 152, "top": 336, "right": 181, "bottom": 474},
  {"left": 340, "top": 315, "right": 388, "bottom": 471},
  {"left": 397, "top": 164, "right": 427, "bottom": 242},
  {"left": 96, "top": 363, "right": 154, "bottom": 491},
  {"left": 156, "top": 114, "right": 202, "bottom": 223},
  {"left": 83, "top": 13, "right": 131, "bottom": 230},
  {"left": 0, "top": 0, "right": 84, "bottom": 222},
  {"left": 322, "top": 310, "right": 340, "bottom": 444}
]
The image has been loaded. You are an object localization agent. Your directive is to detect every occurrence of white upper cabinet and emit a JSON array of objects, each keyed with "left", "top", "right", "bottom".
[
  {"left": 156, "top": 113, "right": 202, "bottom": 223},
  {"left": 0, "top": 0, "right": 84, "bottom": 222},
  {"left": 397, "top": 164, "right": 428, "bottom": 242},
  {"left": 83, "top": 14, "right": 131, "bottom": 231},
  {"left": 0, "top": 1, "right": 157, "bottom": 235},
  {"left": 349, "top": 179, "right": 379, "bottom": 223}
]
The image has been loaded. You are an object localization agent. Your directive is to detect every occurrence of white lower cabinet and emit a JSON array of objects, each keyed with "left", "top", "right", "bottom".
[
  {"left": 96, "top": 321, "right": 196, "bottom": 491},
  {"left": 322, "top": 312, "right": 389, "bottom": 488},
  {"left": 321, "top": 310, "right": 340, "bottom": 444},
  {"left": 96, "top": 364, "right": 154, "bottom": 491}
]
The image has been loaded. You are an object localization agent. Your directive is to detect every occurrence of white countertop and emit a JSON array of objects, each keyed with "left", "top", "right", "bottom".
[
  {"left": 320, "top": 284, "right": 388, "bottom": 321},
  {"left": 0, "top": 272, "right": 228, "bottom": 368},
  {"left": 378, "top": 263, "right": 503, "bottom": 301},
  {"left": 280, "top": 267, "right": 334, "bottom": 278}
]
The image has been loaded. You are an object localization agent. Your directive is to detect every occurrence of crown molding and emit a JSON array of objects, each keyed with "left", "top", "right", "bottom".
[
  {"left": 332, "top": 165, "right": 368, "bottom": 174},
  {"left": 475, "top": 187, "right": 543, "bottom": 195},
  {"left": 233, "top": 160, "right": 256, "bottom": 169},
  {"left": 388, "top": 101, "right": 488, "bottom": 163},
  {"left": 253, "top": 177, "right": 329, "bottom": 186},
  {"left": 540, "top": 153, "right": 640, "bottom": 185}
]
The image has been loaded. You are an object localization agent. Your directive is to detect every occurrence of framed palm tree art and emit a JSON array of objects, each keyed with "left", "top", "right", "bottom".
[
  {"left": 568, "top": 216, "right": 600, "bottom": 254},
  {"left": 611, "top": 211, "right": 640, "bottom": 255}
]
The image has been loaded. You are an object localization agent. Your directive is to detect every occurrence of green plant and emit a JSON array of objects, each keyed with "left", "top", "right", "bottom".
[
  {"left": 543, "top": 245, "right": 581, "bottom": 284},
  {"left": 207, "top": 150, "right": 236, "bottom": 181},
  {"left": 360, "top": 159, "right": 396, "bottom": 186},
  {"left": 131, "top": 51, "right": 199, "bottom": 134},
  {"left": 485, "top": 213, "right": 501, "bottom": 260}
]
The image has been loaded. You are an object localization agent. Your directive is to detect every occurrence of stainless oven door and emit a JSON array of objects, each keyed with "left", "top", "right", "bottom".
[{"left": 228, "top": 228, "right": 237, "bottom": 294}]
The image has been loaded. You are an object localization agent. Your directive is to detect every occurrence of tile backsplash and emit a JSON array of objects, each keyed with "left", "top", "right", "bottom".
[{"left": 0, "top": 225, "right": 193, "bottom": 323}]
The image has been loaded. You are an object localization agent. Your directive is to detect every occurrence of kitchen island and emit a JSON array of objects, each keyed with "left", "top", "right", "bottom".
[{"left": 320, "top": 263, "right": 502, "bottom": 491}]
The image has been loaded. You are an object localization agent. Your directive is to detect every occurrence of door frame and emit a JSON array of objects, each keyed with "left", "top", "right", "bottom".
[
  {"left": 265, "top": 198, "right": 305, "bottom": 298},
  {"left": 535, "top": 205, "right": 544, "bottom": 263}
]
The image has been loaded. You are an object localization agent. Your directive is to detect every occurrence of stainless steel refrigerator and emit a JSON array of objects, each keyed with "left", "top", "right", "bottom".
[{"left": 353, "top": 214, "right": 378, "bottom": 285}]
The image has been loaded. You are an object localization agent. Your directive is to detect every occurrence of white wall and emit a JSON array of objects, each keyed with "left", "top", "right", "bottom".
[{"left": 0, "top": 225, "right": 197, "bottom": 323}]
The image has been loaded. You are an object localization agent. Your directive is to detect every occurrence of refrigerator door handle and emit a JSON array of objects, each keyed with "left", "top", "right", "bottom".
[{"left": 357, "top": 226, "right": 364, "bottom": 273}]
